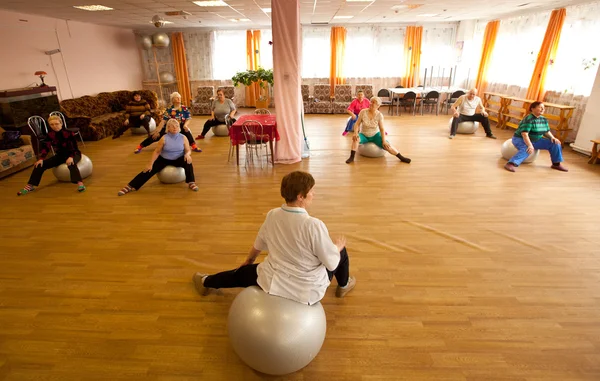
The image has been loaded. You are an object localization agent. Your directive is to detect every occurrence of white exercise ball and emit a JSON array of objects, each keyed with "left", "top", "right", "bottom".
[
  {"left": 157, "top": 165, "right": 185, "bottom": 184},
  {"left": 228, "top": 286, "right": 326, "bottom": 376},
  {"left": 131, "top": 117, "right": 157, "bottom": 135},
  {"left": 358, "top": 142, "right": 385, "bottom": 158},
  {"left": 212, "top": 124, "right": 229, "bottom": 137},
  {"left": 501, "top": 138, "right": 539, "bottom": 163},
  {"left": 448, "top": 117, "right": 479, "bottom": 134},
  {"left": 139, "top": 35, "right": 152, "bottom": 50},
  {"left": 159, "top": 71, "right": 175, "bottom": 84},
  {"left": 152, "top": 32, "right": 170, "bottom": 48},
  {"left": 53, "top": 154, "right": 93, "bottom": 182}
]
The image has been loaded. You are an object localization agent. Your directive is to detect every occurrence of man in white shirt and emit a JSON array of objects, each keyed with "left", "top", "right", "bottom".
[
  {"left": 192, "top": 171, "right": 356, "bottom": 305},
  {"left": 449, "top": 88, "right": 496, "bottom": 139}
]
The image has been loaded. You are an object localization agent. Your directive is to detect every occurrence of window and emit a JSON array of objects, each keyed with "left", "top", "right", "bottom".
[
  {"left": 420, "top": 27, "right": 456, "bottom": 85},
  {"left": 212, "top": 30, "right": 246, "bottom": 80},
  {"left": 302, "top": 27, "right": 330, "bottom": 78},
  {"left": 344, "top": 26, "right": 404, "bottom": 78},
  {"left": 259, "top": 29, "right": 273, "bottom": 70}
]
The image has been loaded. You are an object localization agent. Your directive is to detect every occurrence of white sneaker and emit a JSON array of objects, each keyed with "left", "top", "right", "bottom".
[
  {"left": 336, "top": 276, "right": 356, "bottom": 298},
  {"left": 192, "top": 273, "right": 212, "bottom": 296}
]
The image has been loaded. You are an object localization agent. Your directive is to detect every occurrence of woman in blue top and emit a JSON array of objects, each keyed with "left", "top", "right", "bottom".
[{"left": 118, "top": 119, "right": 198, "bottom": 195}]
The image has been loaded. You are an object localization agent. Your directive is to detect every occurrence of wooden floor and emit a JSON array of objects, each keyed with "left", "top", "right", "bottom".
[{"left": 1, "top": 111, "right": 600, "bottom": 381}]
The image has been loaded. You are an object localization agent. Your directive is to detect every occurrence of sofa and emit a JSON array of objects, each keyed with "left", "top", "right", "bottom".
[
  {"left": 0, "top": 127, "right": 36, "bottom": 179},
  {"left": 191, "top": 86, "right": 214, "bottom": 115},
  {"left": 59, "top": 90, "right": 161, "bottom": 141}
]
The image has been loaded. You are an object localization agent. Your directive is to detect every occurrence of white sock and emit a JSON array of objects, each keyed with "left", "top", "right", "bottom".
[{"left": 202, "top": 275, "right": 208, "bottom": 285}]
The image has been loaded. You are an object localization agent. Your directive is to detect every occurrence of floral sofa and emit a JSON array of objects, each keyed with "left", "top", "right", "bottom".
[
  {"left": 191, "top": 86, "right": 214, "bottom": 115},
  {"left": 0, "top": 127, "right": 35, "bottom": 179},
  {"left": 59, "top": 90, "right": 161, "bottom": 141}
]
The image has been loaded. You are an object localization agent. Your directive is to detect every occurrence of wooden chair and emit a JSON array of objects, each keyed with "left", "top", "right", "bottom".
[{"left": 589, "top": 139, "right": 600, "bottom": 164}]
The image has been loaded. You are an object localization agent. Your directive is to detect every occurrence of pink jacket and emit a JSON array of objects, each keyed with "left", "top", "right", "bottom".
[{"left": 347, "top": 98, "right": 370, "bottom": 115}]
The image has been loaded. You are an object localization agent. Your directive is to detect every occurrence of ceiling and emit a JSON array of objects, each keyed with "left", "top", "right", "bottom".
[{"left": 0, "top": 0, "right": 593, "bottom": 30}]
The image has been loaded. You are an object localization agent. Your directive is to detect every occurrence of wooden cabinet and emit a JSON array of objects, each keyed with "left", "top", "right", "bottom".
[{"left": 0, "top": 87, "right": 59, "bottom": 130}]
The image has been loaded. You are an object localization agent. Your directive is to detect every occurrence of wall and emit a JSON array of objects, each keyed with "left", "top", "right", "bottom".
[
  {"left": 0, "top": 9, "right": 142, "bottom": 100},
  {"left": 573, "top": 63, "right": 600, "bottom": 154}
]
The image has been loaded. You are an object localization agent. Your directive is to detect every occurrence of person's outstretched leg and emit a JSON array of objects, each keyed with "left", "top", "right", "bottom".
[
  {"left": 532, "top": 138, "right": 568, "bottom": 172},
  {"left": 18, "top": 155, "right": 64, "bottom": 195},
  {"left": 193, "top": 264, "right": 259, "bottom": 295},
  {"left": 346, "top": 136, "right": 361, "bottom": 164}
]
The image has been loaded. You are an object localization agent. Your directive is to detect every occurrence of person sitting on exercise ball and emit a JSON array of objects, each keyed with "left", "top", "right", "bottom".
[{"left": 192, "top": 170, "right": 356, "bottom": 304}]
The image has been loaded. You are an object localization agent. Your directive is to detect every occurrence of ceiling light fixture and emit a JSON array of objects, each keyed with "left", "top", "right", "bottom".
[
  {"left": 262, "top": 8, "right": 271, "bottom": 13},
  {"left": 239, "top": 18, "right": 250, "bottom": 21},
  {"left": 73, "top": 5, "right": 113, "bottom": 11},
  {"left": 193, "top": 1, "right": 228, "bottom": 7},
  {"left": 417, "top": 13, "right": 438, "bottom": 17},
  {"left": 149, "top": 20, "right": 173, "bottom": 24},
  {"left": 345, "top": 0, "right": 372, "bottom": 2},
  {"left": 333, "top": 15, "right": 353, "bottom": 19}
]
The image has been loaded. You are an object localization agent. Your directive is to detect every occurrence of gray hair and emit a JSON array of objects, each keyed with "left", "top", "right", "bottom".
[
  {"left": 370, "top": 96, "right": 382, "bottom": 106},
  {"left": 166, "top": 118, "right": 180, "bottom": 129},
  {"left": 170, "top": 92, "right": 182, "bottom": 103}
]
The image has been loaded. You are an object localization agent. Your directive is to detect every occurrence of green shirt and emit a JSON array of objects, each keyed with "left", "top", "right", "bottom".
[{"left": 514, "top": 113, "right": 549, "bottom": 142}]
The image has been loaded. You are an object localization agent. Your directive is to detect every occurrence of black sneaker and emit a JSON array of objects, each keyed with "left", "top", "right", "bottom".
[{"left": 486, "top": 134, "right": 497, "bottom": 139}]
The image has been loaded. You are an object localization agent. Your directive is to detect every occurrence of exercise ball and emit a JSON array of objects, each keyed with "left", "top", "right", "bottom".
[
  {"left": 152, "top": 32, "right": 170, "bottom": 48},
  {"left": 228, "top": 286, "right": 326, "bottom": 375},
  {"left": 358, "top": 142, "right": 385, "bottom": 158},
  {"left": 501, "top": 138, "right": 539, "bottom": 163},
  {"left": 157, "top": 165, "right": 185, "bottom": 184},
  {"left": 212, "top": 124, "right": 229, "bottom": 137},
  {"left": 53, "top": 154, "right": 93, "bottom": 182},
  {"left": 131, "top": 117, "right": 157, "bottom": 135},
  {"left": 139, "top": 35, "right": 152, "bottom": 50},
  {"left": 448, "top": 117, "right": 479, "bottom": 134},
  {"left": 159, "top": 71, "right": 175, "bottom": 84}
]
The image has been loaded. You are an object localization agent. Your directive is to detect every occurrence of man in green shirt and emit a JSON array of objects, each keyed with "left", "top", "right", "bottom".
[{"left": 504, "top": 101, "right": 568, "bottom": 172}]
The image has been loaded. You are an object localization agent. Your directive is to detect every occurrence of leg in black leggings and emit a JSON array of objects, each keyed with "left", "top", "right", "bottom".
[
  {"left": 203, "top": 264, "right": 259, "bottom": 289},
  {"left": 139, "top": 128, "right": 165, "bottom": 148},
  {"left": 326, "top": 247, "right": 350, "bottom": 287},
  {"left": 128, "top": 156, "right": 171, "bottom": 190},
  {"left": 199, "top": 119, "right": 224, "bottom": 138}
]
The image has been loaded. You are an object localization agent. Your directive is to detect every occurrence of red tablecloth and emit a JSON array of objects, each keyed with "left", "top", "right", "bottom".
[{"left": 230, "top": 114, "right": 279, "bottom": 146}]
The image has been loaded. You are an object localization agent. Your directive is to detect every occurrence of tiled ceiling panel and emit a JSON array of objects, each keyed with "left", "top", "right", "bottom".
[{"left": 0, "top": 0, "right": 593, "bottom": 30}]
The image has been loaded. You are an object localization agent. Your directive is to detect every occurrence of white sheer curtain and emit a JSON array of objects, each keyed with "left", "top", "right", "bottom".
[
  {"left": 545, "top": 2, "right": 600, "bottom": 96},
  {"left": 260, "top": 29, "right": 273, "bottom": 69},
  {"left": 301, "top": 26, "right": 330, "bottom": 78},
  {"left": 420, "top": 26, "right": 457, "bottom": 86},
  {"left": 183, "top": 31, "right": 213, "bottom": 80},
  {"left": 212, "top": 30, "right": 246, "bottom": 80},
  {"left": 344, "top": 26, "right": 405, "bottom": 78},
  {"left": 485, "top": 12, "right": 551, "bottom": 88}
]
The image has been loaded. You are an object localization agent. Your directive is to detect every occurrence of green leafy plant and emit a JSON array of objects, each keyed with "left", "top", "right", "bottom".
[
  {"left": 231, "top": 67, "right": 274, "bottom": 101},
  {"left": 582, "top": 57, "right": 597, "bottom": 70}
]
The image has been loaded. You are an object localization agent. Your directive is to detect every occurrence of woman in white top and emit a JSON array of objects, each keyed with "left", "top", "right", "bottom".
[
  {"left": 346, "top": 96, "right": 411, "bottom": 164},
  {"left": 192, "top": 171, "right": 356, "bottom": 305}
]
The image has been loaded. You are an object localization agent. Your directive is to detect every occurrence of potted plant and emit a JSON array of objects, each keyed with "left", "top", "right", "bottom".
[{"left": 232, "top": 67, "right": 274, "bottom": 109}]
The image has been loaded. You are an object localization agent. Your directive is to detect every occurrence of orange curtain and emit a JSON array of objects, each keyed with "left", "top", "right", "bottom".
[
  {"left": 474, "top": 20, "right": 500, "bottom": 94},
  {"left": 330, "top": 27, "right": 346, "bottom": 96},
  {"left": 402, "top": 26, "right": 423, "bottom": 88},
  {"left": 171, "top": 32, "right": 191, "bottom": 107},
  {"left": 526, "top": 8, "right": 566, "bottom": 101},
  {"left": 245, "top": 30, "right": 262, "bottom": 107}
]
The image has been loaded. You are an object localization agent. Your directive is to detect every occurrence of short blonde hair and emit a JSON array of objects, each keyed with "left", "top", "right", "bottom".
[
  {"left": 370, "top": 96, "right": 381, "bottom": 106},
  {"left": 48, "top": 115, "right": 62, "bottom": 124},
  {"left": 170, "top": 92, "right": 182, "bottom": 103},
  {"left": 166, "top": 118, "right": 180, "bottom": 129}
]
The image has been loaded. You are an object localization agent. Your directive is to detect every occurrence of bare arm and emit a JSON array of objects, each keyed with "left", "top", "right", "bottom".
[
  {"left": 146, "top": 137, "right": 165, "bottom": 171},
  {"left": 451, "top": 96, "right": 463, "bottom": 114},
  {"left": 242, "top": 247, "right": 262, "bottom": 266}
]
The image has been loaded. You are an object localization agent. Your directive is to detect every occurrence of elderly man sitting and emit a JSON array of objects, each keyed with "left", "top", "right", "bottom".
[{"left": 449, "top": 88, "right": 496, "bottom": 140}]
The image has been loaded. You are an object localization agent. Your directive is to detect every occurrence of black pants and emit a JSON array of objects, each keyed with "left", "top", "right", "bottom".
[
  {"left": 200, "top": 117, "right": 236, "bottom": 137},
  {"left": 128, "top": 155, "right": 195, "bottom": 190},
  {"left": 116, "top": 115, "right": 152, "bottom": 136},
  {"left": 450, "top": 114, "right": 492, "bottom": 136},
  {"left": 28, "top": 152, "right": 82, "bottom": 186},
  {"left": 203, "top": 247, "right": 351, "bottom": 289},
  {"left": 139, "top": 122, "right": 196, "bottom": 148}
]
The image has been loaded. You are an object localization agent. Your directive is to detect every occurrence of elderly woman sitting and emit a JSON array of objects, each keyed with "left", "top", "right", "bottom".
[
  {"left": 342, "top": 89, "right": 370, "bottom": 136},
  {"left": 134, "top": 92, "right": 201, "bottom": 154},
  {"left": 17, "top": 115, "right": 86, "bottom": 195},
  {"left": 118, "top": 119, "right": 198, "bottom": 195},
  {"left": 196, "top": 88, "right": 237, "bottom": 139},
  {"left": 345, "top": 96, "right": 411, "bottom": 164},
  {"left": 113, "top": 92, "right": 152, "bottom": 139}
]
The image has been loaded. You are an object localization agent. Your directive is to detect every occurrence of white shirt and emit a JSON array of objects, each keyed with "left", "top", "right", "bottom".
[
  {"left": 254, "top": 205, "right": 341, "bottom": 305},
  {"left": 455, "top": 95, "right": 484, "bottom": 116},
  {"left": 358, "top": 109, "right": 383, "bottom": 137}
]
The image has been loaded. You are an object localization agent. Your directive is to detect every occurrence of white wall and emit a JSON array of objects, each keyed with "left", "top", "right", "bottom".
[
  {"left": 573, "top": 65, "right": 600, "bottom": 154},
  {"left": 0, "top": 9, "right": 142, "bottom": 100}
]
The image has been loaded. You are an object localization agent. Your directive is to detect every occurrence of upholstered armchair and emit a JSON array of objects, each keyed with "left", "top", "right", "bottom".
[
  {"left": 301, "top": 85, "right": 313, "bottom": 114},
  {"left": 191, "top": 86, "right": 214, "bottom": 115},
  {"left": 311, "top": 84, "right": 333, "bottom": 114},
  {"left": 332, "top": 84, "right": 353, "bottom": 114},
  {"left": 355, "top": 84, "right": 373, "bottom": 100},
  {"left": 217, "top": 86, "right": 235, "bottom": 102}
]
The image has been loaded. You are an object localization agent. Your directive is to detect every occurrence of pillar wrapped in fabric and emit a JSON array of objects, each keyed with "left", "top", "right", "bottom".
[{"left": 272, "top": 0, "right": 302, "bottom": 164}]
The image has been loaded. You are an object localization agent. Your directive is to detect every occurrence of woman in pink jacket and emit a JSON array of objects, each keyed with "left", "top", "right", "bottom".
[{"left": 342, "top": 90, "right": 370, "bottom": 136}]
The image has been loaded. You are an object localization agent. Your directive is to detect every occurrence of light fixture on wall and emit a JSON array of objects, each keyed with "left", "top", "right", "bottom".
[{"left": 34, "top": 71, "right": 48, "bottom": 87}]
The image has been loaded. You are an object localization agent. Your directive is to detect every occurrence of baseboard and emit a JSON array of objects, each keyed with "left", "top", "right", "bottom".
[{"left": 569, "top": 143, "right": 591, "bottom": 156}]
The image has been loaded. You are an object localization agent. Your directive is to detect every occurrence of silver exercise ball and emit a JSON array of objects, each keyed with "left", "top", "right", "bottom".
[
  {"left": 448, "top": 117, "right": 479, "bottom": 134},
  {"left": 131, "top": 117, "right": 157, "bottom": 135},
  {"left": 159, "top": 72, "right": 175, "bottom": 84},
  {"left": 212, "top": 124, "right": 229, "bottom": 137},
  {"left": 228, "top": 286, "right": 327, "bottom": 376},
  {"left": 52, "top": 154, "right": 93, "bottom": 182},
  {"left": 501, "top": 138, "right": 539, "bottom": 163},
  {"left": 152, "top": 32, "right": 170, "bottom": 48},
  {"left": 139, "top": 35, "right": 152, "bottom": 50},
  {"left": 157, "top": 165, "right": 185, "bottom": 184},
  {"left": 358, "top": 142, "right": 385, "bottom": 158}
]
